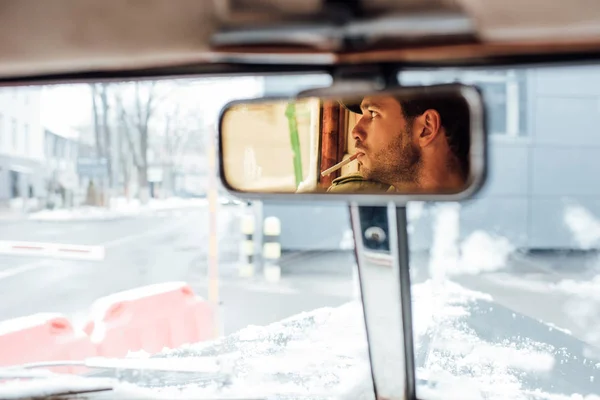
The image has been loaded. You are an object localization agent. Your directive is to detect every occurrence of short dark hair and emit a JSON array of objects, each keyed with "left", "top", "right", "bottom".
[{"left": 398, "top": 94, "right": 470, "bottom": 178}]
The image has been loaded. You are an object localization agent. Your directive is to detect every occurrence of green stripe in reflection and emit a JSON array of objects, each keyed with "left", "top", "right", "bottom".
[{"left": 285, "top": 101, "right": 303, "bottom": 187}]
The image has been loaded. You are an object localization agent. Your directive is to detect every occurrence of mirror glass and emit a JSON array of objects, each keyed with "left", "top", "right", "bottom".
[{"left": 219, "top": 85, "right": 484, "bottom": 196}]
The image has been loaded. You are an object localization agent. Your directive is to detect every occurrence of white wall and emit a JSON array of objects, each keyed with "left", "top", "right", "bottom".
[{"left": 0, "top": 87, "right": 43, "bottom": 160}]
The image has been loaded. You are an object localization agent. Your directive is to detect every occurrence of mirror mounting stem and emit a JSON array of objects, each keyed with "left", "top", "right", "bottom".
[
  {"left": 332, "top": 64, "right": 398, "bottom": 88},
  {"left": 351, "top": 203, "right": 416, "bottom": 400},
  {"left": 298, "top": 64, "right": 399, "bottom": 98}
]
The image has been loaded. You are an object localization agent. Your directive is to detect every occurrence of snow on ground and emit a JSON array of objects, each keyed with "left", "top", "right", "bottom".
[
  {"left": 91, "top": 280, "right": 561, "bottom": 400},
  {"left": 0, "top": 376, "right": 118, "bottom": 400},
  {"left": 412, "top": 281, "right": 565, "bottom": 400},
  {"left": 27, "top": 197, "right": 239, "bottom": 221},
  {"left": 0, "top": 280, "right": 592, "bottom": 399}
]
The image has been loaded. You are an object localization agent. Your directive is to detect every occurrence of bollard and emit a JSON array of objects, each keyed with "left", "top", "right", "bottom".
[
  {"left": 263, "top": 216, "right": 282, "bottom": 283},
  {"left": 239, "top": 212, "right": 255, "bottom": 278}
]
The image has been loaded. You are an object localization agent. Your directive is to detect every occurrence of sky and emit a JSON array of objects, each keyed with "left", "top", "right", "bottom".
[
  {"left": 39, "top": 77, "right": 265, "bottom": 140},
  {"left": 41, "top": 84, "right": 91, "bottom": 139}
]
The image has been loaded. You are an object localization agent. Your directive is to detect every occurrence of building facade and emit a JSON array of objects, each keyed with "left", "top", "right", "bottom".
[
  {"left": 263, "top": 67, "right": 600, "bottom": 251},
  {"left": 44, "top": 129, "right": 80, "bottom": 208},
  {"left": 0, "top": 88, "right": 45, "bottom": 210}
]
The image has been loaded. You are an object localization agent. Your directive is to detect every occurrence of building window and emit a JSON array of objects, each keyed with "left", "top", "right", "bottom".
[
  {"left": 10, "top": 171, "right": 19, "bottom": 198},
  {"left": 398, "top": 69, "right": 528, "bottom": 137},
  {"left": 11, "top": 118, "right": 17, "bottom": 150},
  {"left": 471, "top": 71, "right": 527, "bottom": 137}
]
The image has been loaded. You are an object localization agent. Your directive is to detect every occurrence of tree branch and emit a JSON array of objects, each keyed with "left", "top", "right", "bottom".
[
  {"left": 90, "top": 84, "right": 103, "bottom": 159},
  {"left": 115, "top": 93, "right": 142, "bottom": 169}
]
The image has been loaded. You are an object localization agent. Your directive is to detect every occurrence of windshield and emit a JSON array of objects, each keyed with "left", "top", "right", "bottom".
[
  {"left": 0, "top": 75, "right": 375, "bottom": 399},
  {"left": 400, "top": 66, "right": 600, "bottom": 399},
  {"left": 1, "top": 66, "right": 600, "bottom": 400}
]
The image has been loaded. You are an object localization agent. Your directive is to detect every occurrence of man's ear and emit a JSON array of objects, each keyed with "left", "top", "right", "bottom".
[{"left": 416, "top": 109, "right": 442, "bottom": 147}]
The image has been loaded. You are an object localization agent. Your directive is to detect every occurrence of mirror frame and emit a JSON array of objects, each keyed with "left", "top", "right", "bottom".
[{"left": 217, "top": 83, "right": 487, "bottom": 205}]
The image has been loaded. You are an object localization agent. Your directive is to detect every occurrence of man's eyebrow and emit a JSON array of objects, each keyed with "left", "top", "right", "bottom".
[{"left": 360, "top": 100, "right": 383, "bottom": 112}]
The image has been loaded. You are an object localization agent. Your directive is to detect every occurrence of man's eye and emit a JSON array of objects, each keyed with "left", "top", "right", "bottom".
[{"left": 369, "top": 110, "right": 378, "bottom": 118}]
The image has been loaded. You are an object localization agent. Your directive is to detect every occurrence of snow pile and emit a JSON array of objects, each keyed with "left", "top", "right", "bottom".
[
  {"left": 29, "top": 206, "right": 128, "bottom": 222},
  {"left": 564, "top": 205, "right": 600, "bottom": 249},
  {"left": 455, "top": 230, "right": 514, "bottom": 275},
  {"left": 29, "top": 197, "right": 209, "bottom": 221},
  {"left": 428, "top": 203, "right": 461, "bottom": 281},
  {"left": 150, "top": 300, "right": 374, "bottom": 399},
  {"left": 413, "top": 280, "right": 559, "bottom": 400},
  {"left": 124, "top": 279, "right": 573, "bottom": 400},
  {"left": 427, "top": 203, "right": 514, "bottom": 277},
  {"left": 411, "top": 279, "right": 492, "bottom": 340},
  {"left": 113, "top": 197, "right": 208, "bottom": 212},
  {"left": 2, "top": 280, "right": 591, "bottom": 399}
]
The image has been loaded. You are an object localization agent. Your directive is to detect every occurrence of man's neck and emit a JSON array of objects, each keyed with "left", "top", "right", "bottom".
[
  {"left": 389, "top": 168, "right": 464, "bottom": 192},
  {"left": 417, "top": 167, "right": 465, "bottom": 192}
]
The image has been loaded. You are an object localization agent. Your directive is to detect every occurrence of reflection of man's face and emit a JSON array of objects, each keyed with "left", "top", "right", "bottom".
[{"left": 352, "top": 96, "right": 421, "bottom": 186}]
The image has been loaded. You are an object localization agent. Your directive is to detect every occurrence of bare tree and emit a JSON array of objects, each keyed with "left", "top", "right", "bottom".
[
  {"left": 90, "top": 84, "right": 103, "bottom": 159},
  {"left": 117, "top": 118, "right": 133, "bottom": 199},
  {"left": 160, "top": 105, "right": 206, "bottom": 196},
  {"left": 114, "top": 81, "right": 160, "bottom": 203},
  {"left": 99, "top": 84, "right": 114, "bottom": 190}
]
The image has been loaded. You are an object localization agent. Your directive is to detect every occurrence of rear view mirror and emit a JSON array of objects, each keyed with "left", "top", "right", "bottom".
[{"left": 218, "top": 84, "right": 486, "bottom": 203}]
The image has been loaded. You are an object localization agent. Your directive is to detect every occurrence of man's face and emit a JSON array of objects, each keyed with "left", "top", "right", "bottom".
[{"left": 352, "top": 95, "right": 421, "bottom": 186}]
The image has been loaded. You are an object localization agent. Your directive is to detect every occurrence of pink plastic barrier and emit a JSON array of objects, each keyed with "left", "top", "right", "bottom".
[
  {"left": 0, "top": 313, "right": 96, "bottom": 374},
  {"left": 84, "top": 282, "right": 215, "bottom": 358}
]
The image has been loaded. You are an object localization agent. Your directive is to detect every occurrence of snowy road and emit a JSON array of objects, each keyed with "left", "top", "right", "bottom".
[
  {"left": 1, "top": 202, "right": 599, "bottom": 357},
  {"left": 0, "top": 205, "right": 355, "bottom": 335}
]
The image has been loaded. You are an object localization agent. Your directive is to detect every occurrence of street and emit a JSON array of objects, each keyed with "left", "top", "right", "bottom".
[
  {"left": 1, "top": 204, "right": 599, "bottom": 358},
  {"left": 0, "top": 204, "right": 356, "bottom": 336}
]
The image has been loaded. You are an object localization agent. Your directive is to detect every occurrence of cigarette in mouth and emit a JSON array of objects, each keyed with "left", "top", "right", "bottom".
[{"left": 321, "top": 153, "right": 359, "bottom": 177}]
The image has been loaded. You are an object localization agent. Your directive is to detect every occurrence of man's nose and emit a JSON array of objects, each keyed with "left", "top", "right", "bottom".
[{"left": 352, "top": 118, "right": 367, "bottom": 141}]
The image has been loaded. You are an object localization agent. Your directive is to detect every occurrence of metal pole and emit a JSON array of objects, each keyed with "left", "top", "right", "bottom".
[
  {"left": 239, "top": 207, "right": 255, "bottom": 278},
  {"left": 207, "top": 125, "right": 221, "bottom": 338},
  {"left": 392, "top": 205, "right": 416, "bottom": 398},
  {"left": 350, "top": 203, "right": 416, "bottom": 400}
]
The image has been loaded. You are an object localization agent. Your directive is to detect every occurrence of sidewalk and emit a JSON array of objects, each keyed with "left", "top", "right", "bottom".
[
  {"left": 28, "top": 197, "right": 212, "bottom": 222},
  {"left": 0, "top": 199, "right": 41, "bottom": 221},
  {"left": 0, "top": 210, "right": 27, "bottom": 222}
]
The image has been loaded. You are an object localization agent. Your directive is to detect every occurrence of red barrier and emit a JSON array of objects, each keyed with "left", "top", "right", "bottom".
[
  {"left": 0, "top": 313, "right": 96, "bottom": 374},
  {"left": 84, "top": 282, "right": 215, "bottom": 358}
]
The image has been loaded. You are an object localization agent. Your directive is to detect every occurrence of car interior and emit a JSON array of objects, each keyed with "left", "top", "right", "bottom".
[{"left": 2, "top": 1, "right": 600, "bottom": 399}]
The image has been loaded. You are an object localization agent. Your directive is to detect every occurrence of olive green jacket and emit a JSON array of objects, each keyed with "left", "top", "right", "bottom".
[{"left": 326, "top": 173, "right": 395, "bottom": 193}]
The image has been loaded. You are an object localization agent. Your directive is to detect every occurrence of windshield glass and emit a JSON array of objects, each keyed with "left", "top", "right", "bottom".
[
  {"left": 399, "top": 66, "right": 600, "bottom": 399},
  {"left": 0, "top": 75, "right": 375, "bottom": 399},
  {"left": 3, "top": 65, "right": 600, "bottom": 400}
]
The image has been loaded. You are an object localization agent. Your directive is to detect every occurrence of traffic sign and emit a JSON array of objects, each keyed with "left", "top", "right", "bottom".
[{"left": 77, "top": 157, "right": 108, "bottom": 178}]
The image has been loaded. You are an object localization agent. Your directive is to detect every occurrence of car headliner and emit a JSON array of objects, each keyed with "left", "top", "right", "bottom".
[{"left": 2, "top": 0, "right": 600, "bottom": 81}]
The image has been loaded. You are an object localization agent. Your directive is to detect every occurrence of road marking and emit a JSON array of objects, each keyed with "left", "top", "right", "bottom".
[
  {"left": 0, "top": 261, "right": 46, "bottom": 281},
  {"left": 0, "top": 241, "right": 105, "bottom": 260}
]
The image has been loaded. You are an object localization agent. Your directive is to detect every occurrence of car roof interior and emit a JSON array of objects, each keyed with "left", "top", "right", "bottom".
[{"left": 3, "top": 0, "right": 600, "bottom": 82}]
